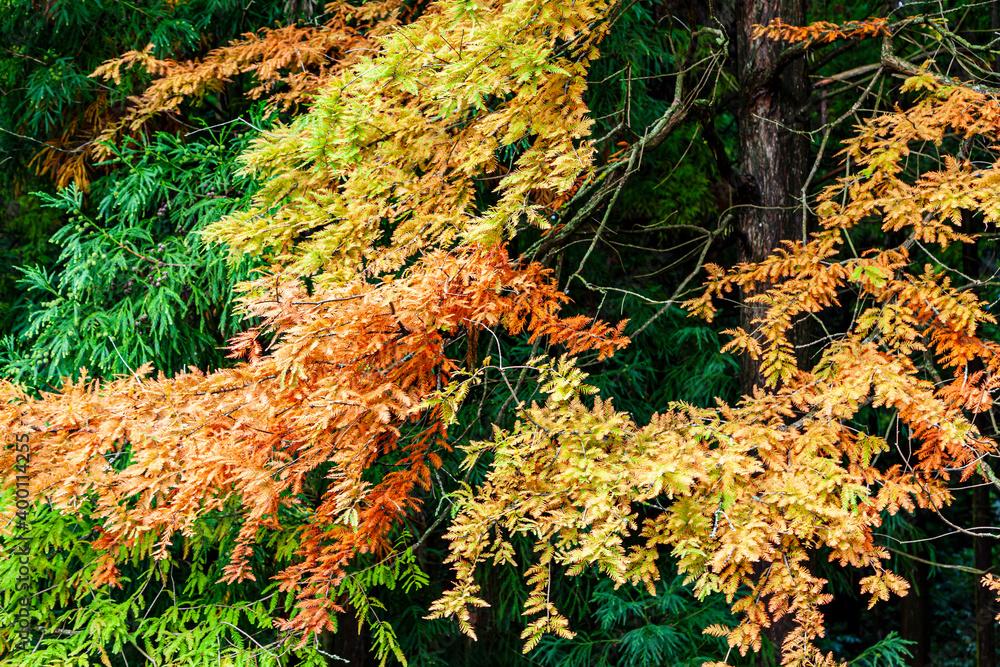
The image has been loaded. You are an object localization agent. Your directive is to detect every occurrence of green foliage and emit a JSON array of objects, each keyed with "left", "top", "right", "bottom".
[
  {"left": 337, "top": 533, "right": 432, "bottom": 666},
  {"left": 587, "top": 304, "right": 739, "bottom": 421},
  {"left": 0, "top": 487, "right": 336, "bottom": 666},
  {"left": 0, "top": 0, "right": 288, "bottom": 168},
  {"left": 0, "top": 120, "right": 266, "bottom": 383},
  {"left": 0, "top": 194, "right": 61, "bottom": 337},
  {"left": 848, "top": 633, "right": 912, "bottom": 667},
  {"left": 584, "top": 1, "right": 676, "bottom": 132},
  {"left": 531, "top": 576, "right": 738, "bottom": 667},
  {"left": 617, "top": 125, "right": 727, "bottom": 228}
]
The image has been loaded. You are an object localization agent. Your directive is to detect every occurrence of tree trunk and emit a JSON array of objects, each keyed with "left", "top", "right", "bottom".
[
  {"left": 965, "top": 211, "right": 996, "bottom": 667},
  {"left": 975, "top": 482, "right": 996, "bottom": 667},
  {"left": 735, "top": 0, "right": 810, "bottom": 396},
  {"left": 900, "top": 555, "right": 929, "bottom": 667},
  {"left": 735, "top": 1, "right": 809, "bottom": 662}
]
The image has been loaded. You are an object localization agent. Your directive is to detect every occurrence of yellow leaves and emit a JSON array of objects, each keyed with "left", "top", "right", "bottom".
[
  {"left": 666, "top": 75, "right": 999, "bottom": 660},
  {"left": 205, "top": 0, "right": 614, "bottom": 281},
  {"left": 759, "top": 339, "right": 797, "bottom": 389},
  {"left": 436, "top": 334, "right": 943, "bottom": 656},
  {"left": 14, "top": 8, "right": 1000, "bottom": 665},
  {"left": 703, "top": 623, "right": 731, "bottom": 637},
  {"left": 859, "top": 570, "right": 909, "bottom": 609},
  {"left": 421, "top": 370, "right": 479, "bottom": 427},
  {"left": 720, "top": 327, "right": 762, "bottom": 360},
  {"left": 427, "top": 587, "right": 491, "bottom": 640},
  {"left": 856, "top": 434, "right": 889, "bottom": 468},
  {"left": 533, "top": 355, "right": 598, "bottom": 404},
  {"left": 520, "top": 613, "right": 575, "bottom": 653},
  {"left": 900, "top": 67, "right": 940, "bottom": 95},
  {"left": 432, "top": 226, "right": 997, "bottom": 655}
]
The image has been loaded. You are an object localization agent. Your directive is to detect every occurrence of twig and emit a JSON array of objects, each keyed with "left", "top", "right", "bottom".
[{"left": 887, "top": 546, "right": 989, "bottom": 575}]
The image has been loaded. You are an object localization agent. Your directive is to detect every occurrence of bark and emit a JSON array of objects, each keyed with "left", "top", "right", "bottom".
[
  {"left": 966, "top": 214, "right": 996, "bottom": 667},
  {"left": 735, "top": 1, "right": 810, "bottom": 661},
  {"left": 735, "top": 0, "right": 810, "bottom": 396},
  {"left": 899, "top": 556, "right": 929, "bottom": 667},
  {"left": 975, "top": 483, "right": 996, "bottom": 667}
]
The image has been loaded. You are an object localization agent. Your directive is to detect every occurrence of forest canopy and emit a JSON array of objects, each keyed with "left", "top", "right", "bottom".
[{"left": 2, "top": 1, "right": 1000, "bottom": 666}]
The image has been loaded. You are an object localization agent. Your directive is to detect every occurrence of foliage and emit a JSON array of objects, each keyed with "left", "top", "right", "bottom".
[
  {"left": 430, "top": 34, "right": 1000, "bottom": 667},
  {"left": 846, "top": 633, "right": 912, "bottom": 667},
  {"left": 0, "top": 0, "right": 296, "bottom": 190},
  {"left": 0, "top": 487, "right": 334, "bottom": 666},
  {"left": 531, "top": 575, "right": 735, "bottom": 667},
  {"left": 751, "top": 18, "right": 889, "bottom": 45},
  {"left": 88, "top": 0, "right": 423, "bottom": 163},
  {"left": 3, "top": 2, "right": 1000, "bottom": 667},
  {"left": 0, "top": 120, "right": 266, "bottom": 384},
  {"left": 0, "top": 244, "right": 626, "bottom": 661},
  {"left": 204, "top": 0, "right": 620, "bottom": 281}
]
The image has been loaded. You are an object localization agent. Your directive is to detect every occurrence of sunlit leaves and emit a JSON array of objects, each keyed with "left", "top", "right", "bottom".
[
  {"left": 432, "top": 32, "right": 1000, "bottom": 666},
  {"left": 203, "top": 0, "right": 615, "bottom": 282}
]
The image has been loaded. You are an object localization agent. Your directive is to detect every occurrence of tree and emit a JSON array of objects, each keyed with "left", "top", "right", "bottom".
[
  {"left": 2, "top": 1, "right": 635, "bottom": 664},
  {"left": 733, "top": 0, "right": 810, "bottom": 395},
  {"left": 4, "top": 1, "right": 1000, "bottom": 666},
  {"left": 0, "top": 1, "right": 426, "bottom": 381}
]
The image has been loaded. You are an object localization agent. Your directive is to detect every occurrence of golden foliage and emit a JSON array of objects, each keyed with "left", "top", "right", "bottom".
[
  {"left": 202, "top": 0, "right": 615, "bottom": 282},
  {"left": 9, "top": 7, "right": 1000, "bottom": 665},
  {"left": 431, "top": 65, "right": 1000, "bottom": 665}
]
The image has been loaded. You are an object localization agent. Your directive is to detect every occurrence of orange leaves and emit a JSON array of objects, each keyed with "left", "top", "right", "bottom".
[
  {"left": 859, "top": 570, "right": 910, "bottom": 609},
  {"left": 225, "top": 329, "right": 263, "bottom": 363},
  {"left": 0, "top": 244, "right": 626, "bottom": 640},
  {"left": 751, "top": 17, "right": 890, "bottom": 45},
  {"left": 650, "top": 63, "right": 1000, "bottom": 664},
  {"left": 720, "top": 327, "right": 762, "bottom": 360},
  {"left": 689, "top": 232, "right": 848, "bottom": 388},
  {"left": 89, "top": 10, "right": 377, "bottom": 161},
  {"left": 91, "top": 554, "right": 123, "bottom": 589},
  {"left": 36, "top": 1, "right": 421, "bottom": 186},
  {"left": 822, "top": 80, "right": 1000, "bottom": 246},
  {"left": 982, "top": 575, "right": 1000, "bottom": 622},
  {"left": 527, "top": 314, "right": 629, "bottom": 361}
]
